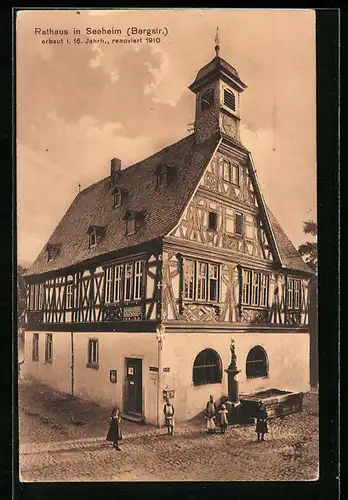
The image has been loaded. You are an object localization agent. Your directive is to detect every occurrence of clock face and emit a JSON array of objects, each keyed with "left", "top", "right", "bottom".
[{"left": 222, "top": 115, "right": 237, "bottom": 138}]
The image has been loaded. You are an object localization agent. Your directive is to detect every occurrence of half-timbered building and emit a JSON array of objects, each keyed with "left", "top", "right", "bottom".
[{"left": 23, "top": 44, "right": 313, "bottom": 424}]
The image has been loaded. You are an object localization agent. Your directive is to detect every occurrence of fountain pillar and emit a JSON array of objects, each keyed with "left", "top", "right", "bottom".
[{"left": 224, "top": 339, "right": 242, "bottom": 423}]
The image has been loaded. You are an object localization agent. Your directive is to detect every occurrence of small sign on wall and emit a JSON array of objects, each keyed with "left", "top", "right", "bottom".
[
  {"left": 127, "top": 367, "right": 134, "bottom": 376},
  {"left": 110, "top": 370, "right": 117, "bottom": 383}
]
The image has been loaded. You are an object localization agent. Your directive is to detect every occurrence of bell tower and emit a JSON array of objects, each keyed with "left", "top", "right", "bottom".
[{"left": 189, "top": 28, "right": 247, "bottom": 144}]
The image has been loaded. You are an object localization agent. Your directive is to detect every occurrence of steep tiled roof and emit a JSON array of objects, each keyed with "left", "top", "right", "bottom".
[
  {"left": 266, "top": 208, "right": 313, "bottom": 274},
  {"left": 25, "top": 134, "right": 220, "bottom": 276},
  {"left": 25, "top": 130, "right": 312, "bottom": 278}
]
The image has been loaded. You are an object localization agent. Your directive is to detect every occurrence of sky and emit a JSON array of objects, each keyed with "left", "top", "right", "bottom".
[{"left": 16, "top": 9, "right": 317, "bottom": 266}]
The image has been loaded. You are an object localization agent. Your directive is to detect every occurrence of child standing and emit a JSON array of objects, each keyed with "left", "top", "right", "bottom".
[{"left": 218, "top": 403, "right": 228, "bottom": 434}]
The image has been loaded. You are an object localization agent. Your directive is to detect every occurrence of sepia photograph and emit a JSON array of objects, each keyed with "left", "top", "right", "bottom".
[{"left": 16, "top": 8, "right": 319, "bottom": 482}]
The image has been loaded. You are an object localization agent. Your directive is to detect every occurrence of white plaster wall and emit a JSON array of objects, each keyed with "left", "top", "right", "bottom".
[
  {"left": 23, "top": 330, "right": 71, "bottom": 394},
  {"left": 73, "top": 331, "right": 159, "bottom": 424},
  {"left": 161, "top": 331, "right": 310, "bottom": 422}
]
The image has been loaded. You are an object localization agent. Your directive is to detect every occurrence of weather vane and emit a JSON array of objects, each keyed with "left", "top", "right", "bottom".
[{"left": 215, "top": 27, "right": 220, "bottom": 57}]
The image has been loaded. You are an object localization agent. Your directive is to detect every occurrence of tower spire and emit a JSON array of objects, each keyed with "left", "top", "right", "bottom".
[{"left": 214, "top": 27, "right": 220, "bottom": 57}]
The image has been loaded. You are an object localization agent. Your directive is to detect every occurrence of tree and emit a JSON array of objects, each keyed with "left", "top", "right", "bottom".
[{"left": 298, "top": 220, "right": 317, "bottom": 272}]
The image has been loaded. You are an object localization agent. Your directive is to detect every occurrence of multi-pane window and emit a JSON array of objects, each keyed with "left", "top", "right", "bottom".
[
  {"left": 224, "top": 88, "right": 236, "bottom": 112},
  {"left": 193, "top": 349, "right": 222, "bottom": 386},
  {"left": 184, "top": 260, "right": 195, "bottom": 300},
  {"left": 223, "top": 160, "right": 240, "bottom": 186},
  {"left": 288, "top": 278, "right": 301, "bottom": 309},
  {"left": 209, "top": 265, "right": 218, "bottom": 301},
  {"left": 88, "top": 339, "right": 99, "bottom": 366},
  {"left": 114, "top": 265, "right": 122, "bottom": 302},
  {"left": 134, "top": 261, "right": 143, "bottom": 300},
  {"left": 124, "top": 263, "right": 133, "bottom": 301},
  {"left": 104, "top": 262, "right": 142, "bottom": 303},
  {"left": 197, "top": 263, "right": 208, "bottom": 301},
  {"left": 246, "top": 346, "right": 268, "bottom": 378},
  {"left": 45, "top": 333, "right": 53, "bottom": 363},
  {"left": 66, "top": 283, "right": 73, "bottom": 309},
  {"left": 32, "top": 333, "right": 39, "bottom": 361},
  {"left": 242, "top": 269, "right": 269, "bottom": 307},
  {"left": 29, "top": 283, "right": 44, "bottom": 311},
  {"left": 208, "top": 211, "right": 217, "bottom": 231},
  {"left": 183, "top": 260, "right": 219, "bottom": 303},
  {"left": 260, "top": 274, "right": 268, "bottom": 307},
  {"left": 235, "top": 212, "right": 244, "bottom": 236},
  {"left": 105, "top": 267, "right": 115, "bottom": 304}
]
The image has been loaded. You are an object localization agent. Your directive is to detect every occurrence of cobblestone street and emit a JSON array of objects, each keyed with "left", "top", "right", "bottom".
[{"left": 18, "top": 380, "right": 319, "bottom": 482}]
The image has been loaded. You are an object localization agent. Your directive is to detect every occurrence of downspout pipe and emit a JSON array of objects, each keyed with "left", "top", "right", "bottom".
[{"left": 156, "top": 324, "right": 165, "bottom": 428}]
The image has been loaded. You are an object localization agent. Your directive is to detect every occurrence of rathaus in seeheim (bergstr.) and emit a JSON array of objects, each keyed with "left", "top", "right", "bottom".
[{"left": 22, "top": 39, "right": 314, "bottom": 426}]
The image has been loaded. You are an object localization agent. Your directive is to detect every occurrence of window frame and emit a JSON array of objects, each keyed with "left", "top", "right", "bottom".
[
  {"left": 133, "top": 260, "right": 144, "bottom": 301},
  {"left": 89, "top": 230, "right": 97, "bottom": 248},
  {"left": 193, "top": 348, "right": 222, "bottom": 386},
  {"left": 235, "top": 212, "right": 244, "bottom": 236},
  {"left": 124, "top": 263, "right": 134, "bottom": 302},
  {"left": 66, "top": 282, "right": 74, "bottom": 309},
  {"left": 246, "top": 346, "right": 269, "bottom": 379},
  {"left": 242, "top": 269, "right": 269, "bottom": 307},
  {"left": 126, "top": 218, "right": 136, "bottom": 236},
  {"left": 207, "top": 211, "right": 218, "bottom": 231},
  {"left": 183, "top": 259, "right": 220, "bottom": 303},
  {"left": 32, "top": 333, "right": 39, "bottom": 362},
  {"left": 287, "top": 278, "right": 301, "bottom": 310},
  {"left": 45, "top": 333, "right": 53, "bottom": 364},
  {"left": 113, "top": 189, "right": 122, "bottom": 208},
  {"left": 87, "top": 338, "right": 99, "bottom": 368}
]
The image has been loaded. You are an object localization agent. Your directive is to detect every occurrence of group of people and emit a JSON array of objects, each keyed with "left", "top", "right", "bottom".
[
  {"left": 205, "top": 395, "right": 268, "bottom": 441},
  {"left": 106, "top": 396, "right": 268, "bottom": 450}
]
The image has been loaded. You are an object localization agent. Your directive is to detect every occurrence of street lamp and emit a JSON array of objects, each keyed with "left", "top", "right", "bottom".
[{"left": 156, "top": 324, "right": 165, "bottom": 427}]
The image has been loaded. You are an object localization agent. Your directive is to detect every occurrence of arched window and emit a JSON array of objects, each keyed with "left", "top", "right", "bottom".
[
  {"left": 224, "top": 88, "right": 236, "bottom": 112},
  {"left": 246, "top": 346, "right": 268, "bottom": 378},
  {"left": 193, "top": 349, "right": 222, "bottom": 386},
  {"left": 200, "top": 89, "right": 214, "bottom": 112}
]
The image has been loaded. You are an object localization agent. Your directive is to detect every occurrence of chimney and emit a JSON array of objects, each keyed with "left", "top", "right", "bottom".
[{"left": 110, "top": 157, "right": 121, "bottom": 184}]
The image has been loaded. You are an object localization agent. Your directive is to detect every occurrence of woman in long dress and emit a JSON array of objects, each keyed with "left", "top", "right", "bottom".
[
  {"left": 106, "top": 407, "right": 123, "bottom": 450},
  {"left": 218, "top": 403, "right": 228, "bottom": 434},
  {"left": 255, "top": 402, "right": 268, "bottom": 441},
  {"left": 205, "top": 395, "right": 217, "bottom": 433}
]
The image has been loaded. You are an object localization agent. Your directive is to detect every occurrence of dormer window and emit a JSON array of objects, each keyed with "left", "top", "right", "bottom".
[
  {"left": 87, "top": 225, "right": 106, "bottom": 248},
  {"left": 46, "top": 243, "right": 61, "bottom": 262},
  {"left": 224, "top": 88, "right": 236, "bottom": 112},
  {"left": 123, "top": 209, "right": 146, "bottom": 236},
  {"left": 155, "top": 164, "right": 176, "bottom": 188},
  {"left": 201, "top": 88, "right": 214, "bottom": 112},
  {"left": 126, "top": 218, "right": 136, "bottom": 236},
  {"left": 113, "top": 188, "right": 122, "bottom": 208},
  {"left": 158, "top": 170, "right": 168, "bottom": 187}
]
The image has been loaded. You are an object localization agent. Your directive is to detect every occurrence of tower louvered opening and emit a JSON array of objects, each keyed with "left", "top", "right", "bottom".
[{"left": 224, "top": 89, "right": 236, "bottom": 111}]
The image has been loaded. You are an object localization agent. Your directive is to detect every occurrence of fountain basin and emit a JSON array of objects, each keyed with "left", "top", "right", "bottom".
[{"left": 240, "top": 388, "right": 304, "bottom": 419}]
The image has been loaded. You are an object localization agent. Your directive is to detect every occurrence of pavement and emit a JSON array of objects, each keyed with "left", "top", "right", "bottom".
[{"left": 18, "top": 379, "right": 319, "bottom": 482}]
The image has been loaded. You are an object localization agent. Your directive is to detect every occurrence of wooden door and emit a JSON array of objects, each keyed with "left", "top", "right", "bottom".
[{"left": 125, "top": 358, "right": 142, "bottom": 415}]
